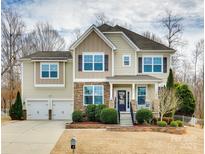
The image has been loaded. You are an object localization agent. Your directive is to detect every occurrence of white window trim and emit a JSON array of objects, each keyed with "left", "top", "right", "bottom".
[
  {"left": 40, "top": 62, "right": 59, "bottom": 79},
  {"left": 82, "top": 52, "right": 105, "bottom": 72},
  {"left": 122, "top": 55, "right": 131, "bottom": 67},
  {"left": 136, "top": 85, "right": 148, "bottom": 106},
  {"left": 83, "top": 85, "right": 104, "bottom": 105},
  {"left": 142, "top": 55, "right": 163, "bottom": 73}
]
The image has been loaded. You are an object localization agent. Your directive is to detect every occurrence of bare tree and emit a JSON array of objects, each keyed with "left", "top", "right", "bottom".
[
  {"left": 1, "top": 9, "right": 25, "bottom": 107},
  {"left": 72, "top": 28, "right": 81, "bottom": 40},
  {"left": 160, "top": 10, "right": 184, "bottom": 71},
  {"left": 95, "top": 12, "right": 114, "bottom": 26},
  {"left": 24, "top": 22, "right": 66, "bottom": 53},
  {"left": 161, "top": 10, "right": 184, "bottom": 48},
  {"left": 142, "top": 31, "right": 163, "bottom": 44},
  {"left": 192, "top": 39, "right": 204, "bottom": 84},
  {"left": 159, "top": 89, "right": 180, "bottom": 121},
  {"left": 192, "top": 39, "right": 204, "bottom": 118}
]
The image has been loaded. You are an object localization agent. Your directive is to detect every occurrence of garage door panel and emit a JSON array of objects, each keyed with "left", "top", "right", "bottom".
[
  {"left": 52, "top": 100, "right": 73, "bottom": 120},
  {"left": 27, "top": 100, "right": 49, "bottom": 120}
]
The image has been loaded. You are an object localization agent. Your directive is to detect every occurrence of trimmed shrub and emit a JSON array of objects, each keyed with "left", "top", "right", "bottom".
[
  {"left": 176, "top": 120, "right": 184, "bottom": 127},
  {"left": 72, "top": 111, "right": 83, "bottom": 122},
  {"left": 100, "top": 108, "right": 117, "bottom": 124},
  {"left": 86, "top": 104, "right": 96, "bottom": 121},
  {"left": 170, "top": 121, "right": 178, "bottom": 127},
  {"left": 136, "top": 109, "right": 153, "bottom": 124},
  {"left": 157, "top": 121, "right": 167, "bottom": 127},
  {"left": 162, "top": 117, "right": 174, "bottom": 124},
  {"left": 9, "top": 92, "right": 23, "bottom": 120},
  {"left": 175, "top": 84, "right": 195, "bottom": 116},
  {"left": 95, "top": 104, "right": 106, "bottom": 122}
]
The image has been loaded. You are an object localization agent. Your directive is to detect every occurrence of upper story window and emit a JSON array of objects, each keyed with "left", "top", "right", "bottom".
[
  {"left": 83, "top": 53, "right": 104, "bottom": 72},
  {"left": 40, "top": 63, "right": 58, "bottom": 79},
  {"left": 143, "top": 57, "right": 162, "bottom": 73},
  {"left": 123, "top": 55, "right": 131, "bottom": 67}
]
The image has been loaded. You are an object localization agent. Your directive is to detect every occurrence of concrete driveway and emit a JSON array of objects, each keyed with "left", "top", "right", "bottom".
[{"left": 2, "top": 120, "right": 68, "bottom": 154}]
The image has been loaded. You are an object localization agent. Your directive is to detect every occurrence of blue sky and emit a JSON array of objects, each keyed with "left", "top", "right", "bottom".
[{"left": 2, "top": 0, "right": 204, "bottom": 58}]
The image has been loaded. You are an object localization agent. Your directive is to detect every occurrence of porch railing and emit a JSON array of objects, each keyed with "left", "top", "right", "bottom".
[
  {"left": 114, "top": 97, "right": 120, "bottom": 124},
  {"left": 130, "top": 101, "right": 135, "bottom": 125}
]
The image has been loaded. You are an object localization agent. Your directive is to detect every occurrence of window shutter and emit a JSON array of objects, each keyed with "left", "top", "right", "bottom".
[
  {"left": 78, "top": 55, "right": 82, "bottom": 71},
  {"left": 163, "top": 57, "right": 167, "bottom": 73},
  {"left": 138, "top": 57, "right": 142, "bottom": 73},
  {"left": 104, "top": 55, "right": 109, "bottom": 71}
]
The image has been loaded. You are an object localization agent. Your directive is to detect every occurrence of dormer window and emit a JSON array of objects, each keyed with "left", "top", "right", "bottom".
[
  {"left": 123, "top": 55, "right": 131, "bottom": 67},
  {"left": 40, "top": 63, "right": 59, "bottom": 79},
  {"left": 83, "top": 53, "right": 104, "bottom": 72}
]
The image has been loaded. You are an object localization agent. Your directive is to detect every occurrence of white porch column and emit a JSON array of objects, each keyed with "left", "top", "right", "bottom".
[
  {"left": 155, "top": 83, "right": 159, "bottom": 99},
  {"left": 132, "top": 83, "right": 135, "bottom": 100},
  {"left": 110, "top": 83, "right": 113, "bottom": 100}
]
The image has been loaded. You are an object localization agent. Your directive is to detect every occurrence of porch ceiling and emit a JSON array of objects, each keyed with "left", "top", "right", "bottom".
[{"left": 106, "top": 75, "right": 162, "bottom": 84}]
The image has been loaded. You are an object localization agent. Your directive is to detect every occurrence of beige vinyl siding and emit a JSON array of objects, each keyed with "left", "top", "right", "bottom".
[
  {"left": 137, "top": 52, "right": 171, "bottom": 83},
  {"left": 22, "top": 61, "right": 73, "bottom": 103},
  {"left": 35, "top": 62, "right": 64, "bottom": 84},
  {"left": 104, "top": 33, "right": 136, "bottom": 75},
  {"left": 75, "top": 31, "right": 112, "bottom": 78}
]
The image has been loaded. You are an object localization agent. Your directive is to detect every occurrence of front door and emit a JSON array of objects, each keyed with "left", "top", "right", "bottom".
[{"left": 118, "top": 90, "right": 126, "bottom": 111}]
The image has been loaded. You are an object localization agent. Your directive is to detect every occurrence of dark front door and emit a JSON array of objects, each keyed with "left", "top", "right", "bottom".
[{"left": 118, "top": 90, "right": 126, "bottom": 111}]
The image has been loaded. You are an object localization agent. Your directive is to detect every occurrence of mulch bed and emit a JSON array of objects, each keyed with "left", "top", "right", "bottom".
[{"left": 65, "top": 122, "right": 186, "bottom": 134}]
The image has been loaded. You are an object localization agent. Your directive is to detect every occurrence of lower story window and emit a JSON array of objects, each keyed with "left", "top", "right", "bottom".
[
  {"left": 137, "top": 87, "right": 146, "bottom": 105},
  {"left": 84, "top": 85, "right": 104, "bottom": 105}
]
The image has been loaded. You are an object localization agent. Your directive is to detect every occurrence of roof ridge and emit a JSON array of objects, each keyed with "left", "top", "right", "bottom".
[{"left": 115, "top": 25, "right": 174, "bottom": 50}]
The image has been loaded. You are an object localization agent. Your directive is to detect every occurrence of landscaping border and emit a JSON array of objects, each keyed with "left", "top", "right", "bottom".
[{"left": 65, "top": 123, "right": 186, "bottom": 135}]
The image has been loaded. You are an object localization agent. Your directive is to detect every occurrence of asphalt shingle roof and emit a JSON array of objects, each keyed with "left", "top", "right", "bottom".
[
  {"left": 21, "top": 51, "right": 72, "bottom": 60},
  {"left": 98, "top": 24, "right": 174, "bottom": 50}
]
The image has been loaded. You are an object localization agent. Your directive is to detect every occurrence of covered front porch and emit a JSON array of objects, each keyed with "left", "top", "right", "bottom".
[{"left": 107, "top": 75, "right": 162, "bottom": 114}]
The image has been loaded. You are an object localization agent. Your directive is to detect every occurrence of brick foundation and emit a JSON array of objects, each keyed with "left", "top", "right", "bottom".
[{"left": 74, "top": 82, "right": 110, "bottom": 111}]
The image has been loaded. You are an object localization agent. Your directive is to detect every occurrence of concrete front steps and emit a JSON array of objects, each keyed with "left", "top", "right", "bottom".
[{"left": 120, "top": 112, "right": 133, "bottom": 126}]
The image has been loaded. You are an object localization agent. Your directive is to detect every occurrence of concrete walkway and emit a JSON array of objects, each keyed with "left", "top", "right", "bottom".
[{"left": 2, "top": 121, "right": 68, "bottom": 154}]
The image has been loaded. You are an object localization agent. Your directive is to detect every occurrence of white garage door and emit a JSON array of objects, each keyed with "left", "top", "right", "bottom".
[
  {"left": 52, "top": 100, "right": 73, "bottom": 120},
  {"left": 27, "top": 100, "right": 49, "bottom": 120}
]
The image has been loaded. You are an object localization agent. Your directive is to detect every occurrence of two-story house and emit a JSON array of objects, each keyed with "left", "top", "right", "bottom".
[{"left": 20, "top": 24, "right": 175, "bottom": 120}]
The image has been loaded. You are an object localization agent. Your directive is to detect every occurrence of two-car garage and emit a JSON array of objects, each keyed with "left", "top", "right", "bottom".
[{"left": 26, "top": 99, "right": 74, "bottom": 120}]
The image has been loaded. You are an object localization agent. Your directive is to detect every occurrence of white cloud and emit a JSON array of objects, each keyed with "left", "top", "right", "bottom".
[{"left": 4, "top": 0, "right": 204, "bottom": 54}]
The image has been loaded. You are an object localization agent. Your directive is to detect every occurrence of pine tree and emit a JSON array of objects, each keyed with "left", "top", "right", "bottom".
[
  {"left": 9, "top": 91, "right": 23, "bottom": 120},
  {"left": 166, "top": 69, "right": 174, "bottom": 89}
]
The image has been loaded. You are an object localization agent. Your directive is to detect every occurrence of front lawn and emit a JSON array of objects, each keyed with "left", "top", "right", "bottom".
[{"left": 51, "top": 127, "right": 203, "bottom": 154}]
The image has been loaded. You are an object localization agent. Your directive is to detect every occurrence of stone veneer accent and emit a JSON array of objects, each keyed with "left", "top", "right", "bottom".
[{"left": 74, "top": 82, "right": 110, "bottom": 111}]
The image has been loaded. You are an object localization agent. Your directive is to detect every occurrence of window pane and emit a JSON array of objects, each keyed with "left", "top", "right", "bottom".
[
  {"left": 144, "top": 57, "right": 152, "bottom": 64},
  {"left": 84, "top": 63, "right": 93, "bottom": 70},
  {"left": 50, "top": 64, "right": 57, "bottom": 71},
  {"left": 94, "top": 63, "right": 103, "bottom": 70},
  {"left": 42, "top": 64, "right": 49, "bottom": 71},
  {"left": 144, "top": 65, "right": 152, "bottom": 72},
  {"left": 84, "top": 55, "right": 93, "bottom": 63},
  {"left": 154, "top": 57, "right": 161, "bottom": 65},
  {"left": 154, "top": 65, "right": 162, "bottom": 72},
  {"left": 124, "top": 60, "right": 129, "bottom": 65},
  {"left": 138, "top": 96, "right": 145, "bottom": 105},
  {"left": 84, "top": 96, "right": 93, "bottom": 104},
  {"left": 84, "top": 86, "right": 93, "bottom": 95},
  {"left": 50, "top": 71, "right": 57, "bottom": 78},
  {"left": 94, "top": 86, "right": 103, "bottom": 95},
  {"left": 42, "top": 71, "right": 49, "bottom": 77},
  {"left": 94, "top": 96, "right": 103, "bottom": 104},
  {"left": 138, "top": 87, "right": 146, "bottom": 95},
  {"left": 94, "top": 55, "right": 103, "bottom": 62}
]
